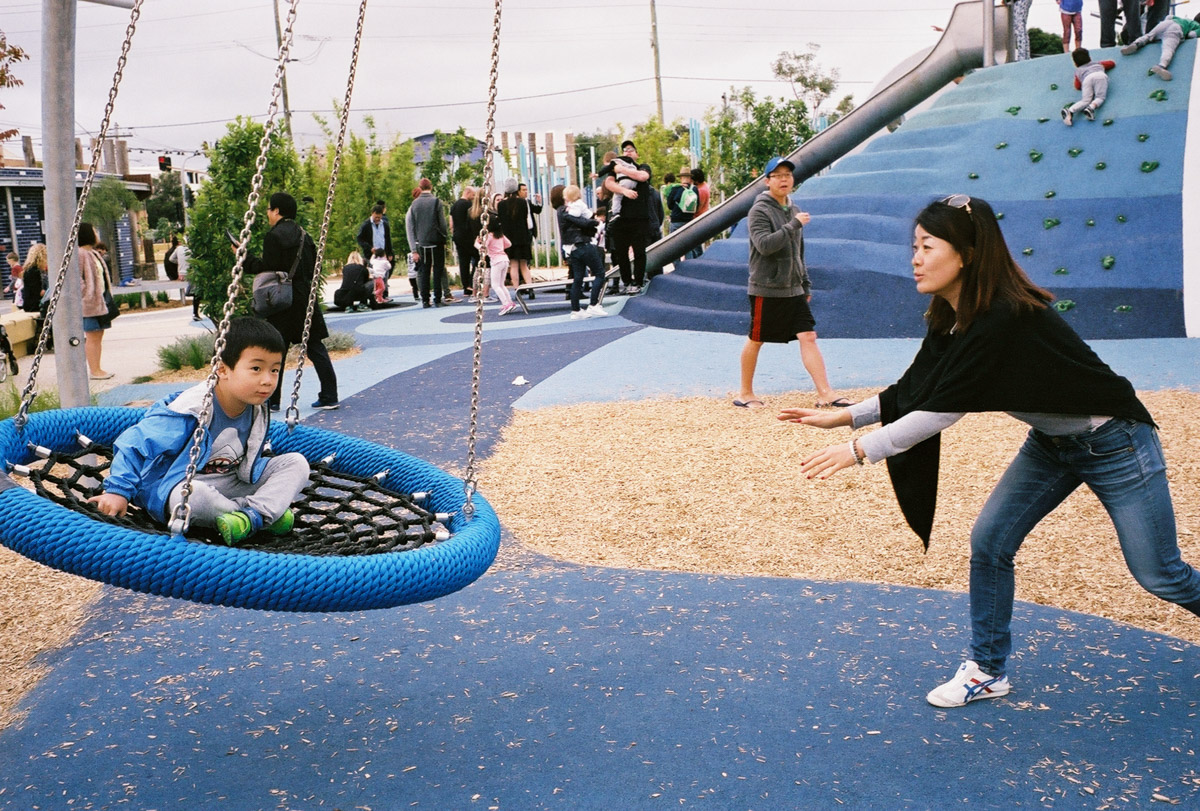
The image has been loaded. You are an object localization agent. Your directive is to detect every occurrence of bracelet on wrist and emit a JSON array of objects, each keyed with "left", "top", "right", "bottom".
[{"left": 849, "top": 438, "right": 865, "bottom": 465}]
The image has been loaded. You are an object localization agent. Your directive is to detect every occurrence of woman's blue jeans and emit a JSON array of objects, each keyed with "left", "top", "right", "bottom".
[
  {"left": 568, "top": 243, "right": 604, "bottom": 311},
  {"left": 969, "top": 418, "right": 1200, "bottom": 675}
]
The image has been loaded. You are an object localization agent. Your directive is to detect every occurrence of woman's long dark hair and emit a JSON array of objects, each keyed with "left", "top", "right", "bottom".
[{"left": 915, "top": 196, "right": 1052, "bottom": 334}]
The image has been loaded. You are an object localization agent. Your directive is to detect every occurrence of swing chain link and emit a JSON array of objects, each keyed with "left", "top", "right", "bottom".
[
  {"left": 288, "top": 0, "right": 369, "bottom": 428},
  {"left": 14, "top": 0, "right": 144, "bottom": 432},
  {"left": 461, "top": 0, "right": 503, "bottom": 520},
  {"left": 169, "top": 0, "right": 300, "bottom": 534}
]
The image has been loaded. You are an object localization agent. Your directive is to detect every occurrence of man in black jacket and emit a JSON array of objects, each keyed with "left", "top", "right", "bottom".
[
  {"left": 355, "top": 204, "right": 393, "bottom": 268},
  {"left": 252, "top": 192, "right": 340, "bottom": 410}
]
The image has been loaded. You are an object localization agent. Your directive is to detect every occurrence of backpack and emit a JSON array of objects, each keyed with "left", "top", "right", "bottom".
[{"left": 679, "top": 186, "right": 699, "bottom": 214}]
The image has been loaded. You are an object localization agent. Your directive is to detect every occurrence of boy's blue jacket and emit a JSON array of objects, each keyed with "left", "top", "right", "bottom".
[{"left": 102, "top": 382, "right": 272, "bottom": 521}]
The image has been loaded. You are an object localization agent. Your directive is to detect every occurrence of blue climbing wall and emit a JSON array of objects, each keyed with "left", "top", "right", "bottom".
[{"left": 625, "top": 45, "right": 1191, "bottom": 339}]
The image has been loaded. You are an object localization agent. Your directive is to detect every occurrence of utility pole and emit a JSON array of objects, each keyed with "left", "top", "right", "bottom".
[
  {"left": 649, "top": 0, "right": 664, "bottom": 122},
  {"left": 42, "top": 0, "right": 90, "bottom": 408},
  {"left": 272, "top": 0, "right": 293, "bottom": 135}
]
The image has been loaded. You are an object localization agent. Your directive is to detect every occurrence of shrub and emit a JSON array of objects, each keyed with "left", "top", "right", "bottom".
[
  {"left": 156, "top": 291, "right": 169, "bottom": 304},
  {"left": 322, "top": 330, "right": 357, "bottom": 352},
  {"left": 157, "top": 333, "right": 217, "bottom": 371},
  {"left": 0, "top": 383, "right": 63, "bottom": 420}
]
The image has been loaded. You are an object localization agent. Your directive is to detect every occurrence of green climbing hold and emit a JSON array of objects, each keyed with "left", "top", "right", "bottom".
[
  {"left": 1005, "top": 106, "right": 1021, "bottom": 115},
  {"left": 995, "top": 212, "right": 1004, "bottom": 220},
  {"left": 1116, "top": 214, "right": 1128, "bottom": 223},
  {"left": 996, "top": 141, "right": 1008, "bottom": 149},
  {"left": 1103, "top": 119, "right": 1114, "bottom": 126},
  {"left": 968, "top": 172, "right": 980, "bottom": 179},
  {"left": 1054, "top": 267, "right": 1070, "bottom": 275},
  {"left": 1149, "top": 89, "right": 1168, "bottom": 101},
  {"left": 1054, "top": 300, "right": 1076, "bottom": 312},
  {"left": 1043, "top": 218, "right": 1061, "bottom": 230},
  {"left": 1095, "top": 162, "right": 1107, "bottom": 170},
  {"left": 1101, "top": 255, "right": 1116, "bottom": 270},
  {"left": 1068, "top": 147, "right": 1083, "bottom": 157},
  {"left": 1022, "top": 247, "right": 1034, "bottom": 256},
  {"left": 1037, "top": 117, "right": 1050, "bottom": 123},
  {"left": 1044, "top": 190, "right": 1056, "bottom": 199},
  {"left": 1114, "top": 305, "right": 1133, "bottom": 313},
  {"left": 1050, "top": 83, "right": 1059, "bottom": 90},
  {"left": 1138, "top": 133, "right": 1150, "bottom": 142},
  {"left": 1141, "top": 161, "right": 1160, "bottom": 173},
  {"left": 1085, "top": 218, "right": 1095, "bottom": 227},
  {"left": 1029, "top": 150, "right": 1043, "bottom": 163}
]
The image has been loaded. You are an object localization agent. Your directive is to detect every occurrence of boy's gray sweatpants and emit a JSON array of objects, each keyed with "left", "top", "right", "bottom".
[
  {"left": 167, "top": 452, "right": 310, "bottom": 527},
  {"left": 1136, "top": 20, "right": 1185, "bottom": 68}
]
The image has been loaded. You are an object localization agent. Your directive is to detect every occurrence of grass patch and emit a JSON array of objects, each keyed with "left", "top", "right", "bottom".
[
  {"left": 0, "top": 383, "right": 63, "bottom": 421},
  {"left": 154, "top": 330, "right": 359, "bottom": 375}
]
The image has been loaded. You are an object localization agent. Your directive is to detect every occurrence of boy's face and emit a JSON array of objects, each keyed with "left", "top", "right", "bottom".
[
  {"left": 765, "top": 166, "right": 795, "bottom": 199},
  {"left": 218, "top": 347, "right": 284, "bottom": 408}
]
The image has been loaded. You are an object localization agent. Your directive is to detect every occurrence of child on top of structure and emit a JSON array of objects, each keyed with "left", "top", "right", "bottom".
[
  {"left": 1062, "top": 48, "right": 1115, "bottom": 126},
  {"left": 479, "top": 218, "right": 516, "bottom": 316},
  {"left": 369, "top": 247, "right": 391, "bottom": 304},
  {"left": 1120, "top": 12, "right": 1200, "bottom": 81},
  {"left": 595, "top": 150, "right": 639, "bottom": 223},
  {"left": 88, "top": 317, "right": 311, "bottom": 545}
]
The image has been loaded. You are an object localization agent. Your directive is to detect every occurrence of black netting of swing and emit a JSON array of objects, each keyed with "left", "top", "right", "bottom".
[{"left": 20, "top": 445, "right": 449, "bottom": 556}]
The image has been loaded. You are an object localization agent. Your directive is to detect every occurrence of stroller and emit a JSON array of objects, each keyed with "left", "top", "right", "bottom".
[{"left": 0, "top": 323, "right": 19, "bottom": 383}]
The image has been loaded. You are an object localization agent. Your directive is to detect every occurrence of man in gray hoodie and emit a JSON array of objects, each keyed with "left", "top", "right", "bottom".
[{"left": 735, "top": 156, "right": 850, "bottom": 410}]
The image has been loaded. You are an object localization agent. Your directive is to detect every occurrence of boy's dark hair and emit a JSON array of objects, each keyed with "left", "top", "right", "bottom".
[
  {"left": 372, "top": 248, "right": 385, "bottom": 257},
  {"left": 219, "top": 317, "right": 286, "bottom": 367},
  {"left": 690, "top": 167, "right": 706, "bottom": 184},
  {"left": 1071, "top": 47, "right": 1090, "bottom": 67},
  {"left": 371, "top": 204, "right": 385, "bottom": 216},
  {"left": 269, "top": 192, "right": 298, "bottom": 219},
  {"left": 78, "top": 222, "right": 98, "bottom": 247},
  {"left": 664, "top": 172, "right": 676, "bottom": 184}
]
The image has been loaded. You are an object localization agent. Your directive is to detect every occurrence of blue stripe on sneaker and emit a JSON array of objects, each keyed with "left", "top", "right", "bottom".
[{"left": 964, "top": 676, "right": 1004, "bottom": 701}]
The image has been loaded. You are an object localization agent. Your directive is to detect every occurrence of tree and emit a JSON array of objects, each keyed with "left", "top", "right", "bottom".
[
  {"left": 421, "top": 127, "right": 484, "bottom": 204},
  {"left": 704, "top": 87, "right": 813, "bottom": 196},
  {"left": 613, "top": 117, "right": 692, "bottom": 183},
  {"left": 145, "top": 170, "right": 184, "bottom": 233},
  {"left": 1028, "top": 27, "right": 1065, "bottom": 58},
  {"left": 187, "top": 118, "right": 301, "bottom": 320},
  {"left": 0, "top": 31, "right": 29, "bottom": 144},
  {"left": 772, "top": 44, "right": 853, "bottom": 128},
  {"left": 82, "top": 176, "right": 138, "bottom": 255}
]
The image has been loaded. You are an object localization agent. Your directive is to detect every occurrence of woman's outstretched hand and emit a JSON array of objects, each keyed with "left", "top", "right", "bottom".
[
  {"left": 800, "top": 442, "right": 858, "bottom": 480},
  {"left": 777, "top": 407, "right": 852, "bottom": 429}
]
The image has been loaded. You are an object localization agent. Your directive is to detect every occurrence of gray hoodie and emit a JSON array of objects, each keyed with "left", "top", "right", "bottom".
[{"left": 747, "top": 189, "right": 810, "bottom": 298}]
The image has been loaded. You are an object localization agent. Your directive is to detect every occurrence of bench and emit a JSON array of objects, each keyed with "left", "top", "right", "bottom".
[
  {"left": 512, "top": 266, "right": 622, "bottom": 315},
  {"left": 0, "top": 310, "right": 38, "bottom": 358}
]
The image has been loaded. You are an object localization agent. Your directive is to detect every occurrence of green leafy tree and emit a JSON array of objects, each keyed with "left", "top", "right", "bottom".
[
  {"left": 297, "top": 112, "right": 418, "bottom": 260},
  {"left": 0, "top": 31, "right": 29, "bottom": 144},
  {"left": 771, "top": 44, "right": 853, "bottom": 127},
  {"left": 187, "top": 117, "right": 300, "bottom": 320},
  {"left": 612, "top": 117, "right": 691, "bottom": 184},
  {"left": 145, "top": 170, "right": 184, "bottom": 232},
  {"left": 421, "top": 127, "right": 484, "bottom": 204},
  {"left": 82, "top": 176, "right": 139, "bottom": 253},
  {"left": 1028, "top": 27, "right": 1064, "bottom": 58},
  {"left": 704, "top": 87, "right": 813, "bottom": 196}
]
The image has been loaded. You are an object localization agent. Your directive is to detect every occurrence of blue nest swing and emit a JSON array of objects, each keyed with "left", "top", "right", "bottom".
[{"left": 0, "top": 407, "right": 501, "bottom": 612}]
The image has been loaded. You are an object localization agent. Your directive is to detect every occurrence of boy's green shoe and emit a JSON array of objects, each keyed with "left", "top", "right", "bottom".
[
  {"left": 267, "top": 508, "right": 294, "bottom": 536},
  {"left": 216, "top": 511, "right": 254, "bottom": 545}
]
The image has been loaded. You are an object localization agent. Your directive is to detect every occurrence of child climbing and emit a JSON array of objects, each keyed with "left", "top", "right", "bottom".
[
  {"left": 1120, "top": 13, "right": 1200, "bottom": 82},
  {"left": 1062, "top": 48, "right": 1114, "bottom": 126}
]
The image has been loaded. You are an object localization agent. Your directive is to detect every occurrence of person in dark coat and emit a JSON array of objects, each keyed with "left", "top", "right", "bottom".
[
  {"left": 249, "top": 192, "right": 339, "bottom": 411},
  {"left": 333, "top": 251, "right": 373, "bottom": 311}
]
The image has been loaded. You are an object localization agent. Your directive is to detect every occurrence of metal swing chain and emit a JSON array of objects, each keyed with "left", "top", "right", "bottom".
[
  {"left": 461, "top": 0, "right": 503, "bottom": 521},
  {"left": 287, "top": 0, "right": 370, "bottom": 429},
  {"left": 168, "top": 0, "right": 300, "bottom": 535},
  {"left": 13, "top": 0, "right": 145, "bottom": 432}
]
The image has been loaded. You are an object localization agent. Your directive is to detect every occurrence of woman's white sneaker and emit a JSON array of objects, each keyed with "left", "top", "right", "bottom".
[{"left": 926, "top": 660, "right": 1010, "bottom": 708}]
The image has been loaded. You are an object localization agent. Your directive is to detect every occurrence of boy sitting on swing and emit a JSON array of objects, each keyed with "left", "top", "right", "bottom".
[{"left": 89, "top": 317, "right": 311, "bottom": 545}]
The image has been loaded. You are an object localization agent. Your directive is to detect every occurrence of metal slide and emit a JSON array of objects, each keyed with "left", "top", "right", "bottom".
[{"left": 647, "top": 0, "right": 1009, "bottom": 273}]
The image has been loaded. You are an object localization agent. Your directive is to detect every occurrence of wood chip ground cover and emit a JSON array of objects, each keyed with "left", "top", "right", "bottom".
[{"left": 2, "top": 388, "right": 1197, "bottom": 732}]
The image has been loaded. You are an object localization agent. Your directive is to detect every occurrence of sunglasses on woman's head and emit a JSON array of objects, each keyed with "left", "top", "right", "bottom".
[{"left": 941, "top": 194, "right": 972, "bottom": 215}]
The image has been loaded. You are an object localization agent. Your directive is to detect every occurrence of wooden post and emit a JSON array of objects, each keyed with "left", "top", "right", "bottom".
[
  {"left": 22, "top": 136, "right": 36, "bottom": 167},
  {"left": 565, "top": 132, "right": 577, "bottom": 186}
]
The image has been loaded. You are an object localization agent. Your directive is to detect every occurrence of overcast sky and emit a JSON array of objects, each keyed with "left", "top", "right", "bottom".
[{"left": 5, "top": 1, "right": 1078, "bottom": 170}]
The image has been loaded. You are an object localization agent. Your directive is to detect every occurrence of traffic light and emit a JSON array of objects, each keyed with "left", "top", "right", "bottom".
[{"left": 158, "top": 155, "right": 172, "bottom": 172}]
